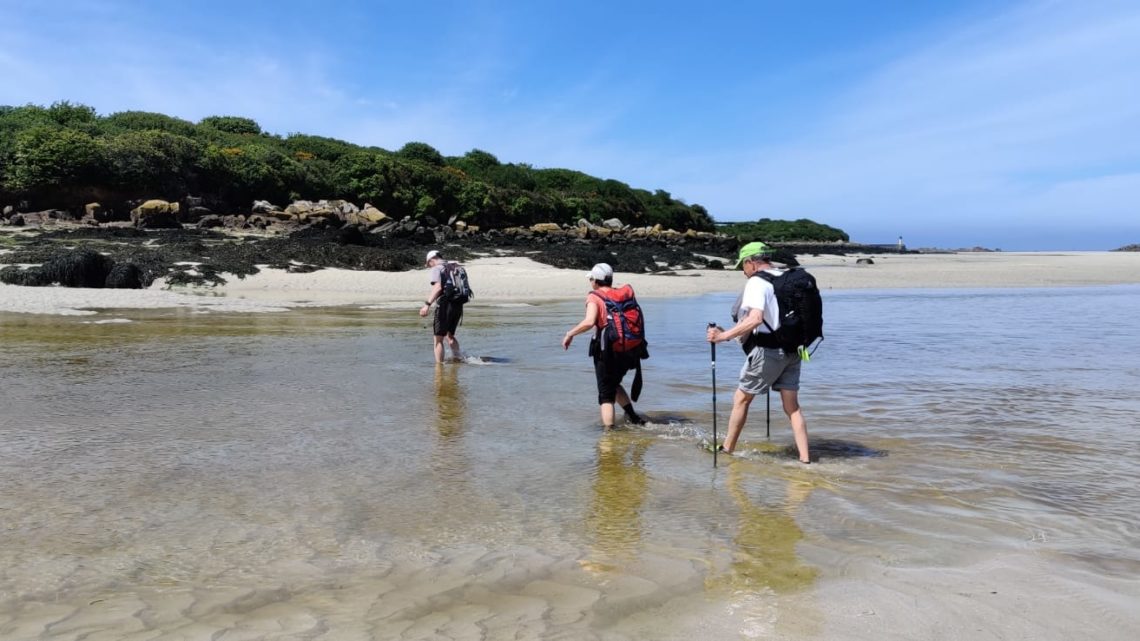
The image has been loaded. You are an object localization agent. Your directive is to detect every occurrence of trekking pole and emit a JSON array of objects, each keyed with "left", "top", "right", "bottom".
[
  {"left": 766, "top": 391, "right": 771, "bottom": 439},
  {"left": 708, "top": 322, "right": 718, "bottom": 468}
]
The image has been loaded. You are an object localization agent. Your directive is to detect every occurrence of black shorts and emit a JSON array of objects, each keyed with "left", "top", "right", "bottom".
[
  {"left": 593, "top": 350, "right": 641, "bottom": 405},
  {"left": 433, "top": 302, "right": 463, "bottom": 336}
]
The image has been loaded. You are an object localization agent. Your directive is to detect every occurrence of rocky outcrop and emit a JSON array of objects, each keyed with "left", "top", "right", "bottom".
[
  {"left": 131, "top": 200, "right": 181, "bottom": 229},
  {"left": 0, "top": 248, "right": 143, "bottom": 289}
]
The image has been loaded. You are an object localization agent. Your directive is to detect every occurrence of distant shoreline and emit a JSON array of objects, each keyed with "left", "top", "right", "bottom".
[{"left": 3, "top": 250, "right": 1140, "bottom": 316}]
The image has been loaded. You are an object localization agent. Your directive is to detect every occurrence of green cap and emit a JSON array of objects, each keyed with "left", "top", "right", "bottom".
[{"left": 734, "top": 241, "right": 772, "bottom": 268}]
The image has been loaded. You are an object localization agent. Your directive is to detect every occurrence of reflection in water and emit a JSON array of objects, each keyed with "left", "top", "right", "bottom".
[
  {"left": 706, "top": 465, "right": 819, "bottom": 594},
  {"left": 429, "top": 363, "right": 469, "bottom": 490},
  {"left": 433, "top": 363, "right": 465, "bottom": 443},
  {"left": 580, "top": 433, "right": 651, "bottom": 573}
]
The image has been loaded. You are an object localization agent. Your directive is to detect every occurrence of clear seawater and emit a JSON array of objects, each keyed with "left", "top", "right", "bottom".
[{"left": 1, "top": 285, "right": 1138, "bottom": 639}]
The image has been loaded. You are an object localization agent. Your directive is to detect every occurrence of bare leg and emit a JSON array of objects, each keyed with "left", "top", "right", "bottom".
[
  {"left": 721, "top": 388, "right": 756, "bottom": 453},
  {"left": 446, "top": 334, "right": 462, "bottom": 361},
  {"left": 599, "top": 402, "right": 616, "bottom": 428},
  {"left": 432, "top": 336, "right": 445, "bottom": 363},
  {"left": 780, "top": 389, "right": 810, "bottom": 463}
]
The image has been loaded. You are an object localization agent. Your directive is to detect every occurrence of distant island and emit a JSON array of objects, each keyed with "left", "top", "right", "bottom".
[
  {"left": 1, "top": 102, "right": 891, "bottom": 289},
  {"left": 0, "top": 101, "right": 716, "bottom": 233}
]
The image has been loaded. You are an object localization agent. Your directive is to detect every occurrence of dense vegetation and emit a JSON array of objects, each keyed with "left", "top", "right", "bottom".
[
  {"left": 717, "top": 218, "right": 849, "bottom": 243},
  {"left": 0, "top": 101, "right": 714, "bottom": 231}
]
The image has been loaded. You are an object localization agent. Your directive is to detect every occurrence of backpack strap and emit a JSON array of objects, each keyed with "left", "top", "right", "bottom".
[
  {"left": 746, "top": 270, "right": 782, "bottom": 336},
  {"left": 587, "top": 290, "right": 610, "bottom": 345}
]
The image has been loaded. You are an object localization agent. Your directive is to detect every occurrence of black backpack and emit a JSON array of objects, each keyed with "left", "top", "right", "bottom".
[
  {"left": 742, "top": 268, "right": 824, "bottom": 354},
  {"left": 440, "top": 262, "right": 474, "bottom": 304}
]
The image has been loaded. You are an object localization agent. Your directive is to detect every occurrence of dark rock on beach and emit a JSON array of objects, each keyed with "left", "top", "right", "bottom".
[
  {"left": 0, "top": 248, "right": 114, "bottom": 288},
  {"left": 0, "top": 198, "right": 875, "bottom": 290}
]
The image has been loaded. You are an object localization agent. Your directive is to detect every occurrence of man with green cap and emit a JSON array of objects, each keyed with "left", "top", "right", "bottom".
[{"left": 706, "top": 242, "right": 811, "bottom": 463}]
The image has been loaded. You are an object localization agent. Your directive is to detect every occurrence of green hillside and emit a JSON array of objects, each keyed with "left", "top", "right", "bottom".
[{"left": 0, "top": 101, "right": 714, "bottom": 231}]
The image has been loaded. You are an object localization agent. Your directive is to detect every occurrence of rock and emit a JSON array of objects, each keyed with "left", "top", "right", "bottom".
[
  {"left": 530, "top": 222, "right": 562, "bottom": 234},
  {"left": 602, "top": 218, "right": 623, "bottom": 231},
  {"left": 333, "top": 200, "right": 360, "bottom": 216},
  {"left": 299, "top": 207, "right": 339, "bottom": 222},
  {"left": 2, "top": 205, "right": 13, "bottom": 218},
  {"left": 358, "top": 205, "right": 388, "bottom": 224},
  {"left": 197, "top": 215, "right": 224, "bottom": 229},
  {"left": 43, "top": 249, "right": 115, "bottom": 287},
  {"left": 84, "top": 202, "right": 104, "bottom": 222},
  {"left": 266, "top": 210, "right": 297, "bottom": 222},
  {"left": 285, "top": 201, "right": 316, "bottom": 217},
  {"left": 14, "top": 211, "right": 49, "bottom": 226},
  {"left": 131, "top": 200, "right": 181, "bottom": 229},
  {"left": 371, "top": 221, "right": 399, "bottom": 235},
  {"left": 454, "top": 220, "right": 468, "bottom": 232},
  {"left": 104, "top": 262, "right": 143, "bottom": 289},
  {"left": 856, "top": 258, "right": 874, "bottom": 265},
  {"left": 251, "top": 200, "right": 278, "bottom": 214},
  {"left": 223, "top": 215, "right": 247, "bottom": 229}
]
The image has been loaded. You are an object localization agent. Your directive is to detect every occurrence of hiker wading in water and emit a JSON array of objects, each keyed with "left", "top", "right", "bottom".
[
  {"left": 562, "top": 263, "right": 647, "bottom": 429},
  {"left": 420, "top": 250, "right": 467, "bottom": 363},
  {"left": 706, "top": 242, "right": 811, "bottom": 463}
]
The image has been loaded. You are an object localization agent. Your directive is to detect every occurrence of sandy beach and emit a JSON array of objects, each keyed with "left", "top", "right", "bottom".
[{"left": 2, "top": 250, "right": 1139, "bottom": 315}]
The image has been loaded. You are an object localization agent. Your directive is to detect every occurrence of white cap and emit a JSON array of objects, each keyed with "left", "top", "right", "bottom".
[
  {"left": 425, "top": 250, "right": 441, "bottom": 264},
  {"left": 588, "top": 263, "right": 614, "bottom": 281}
]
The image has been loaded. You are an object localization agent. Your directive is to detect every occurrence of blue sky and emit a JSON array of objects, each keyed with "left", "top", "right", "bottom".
[{"left": 2, "top": 0, "right": 1138, "bottom": 250}]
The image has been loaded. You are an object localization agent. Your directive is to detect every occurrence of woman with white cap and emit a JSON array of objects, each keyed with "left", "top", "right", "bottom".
[{"left": 562, "top": 263, "right": 647, "bottom": 429}]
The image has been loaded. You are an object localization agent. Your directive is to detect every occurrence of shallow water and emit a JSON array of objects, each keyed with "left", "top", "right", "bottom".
[{"left": 1, "top": 286, "right": 1138, "bottom": 640}]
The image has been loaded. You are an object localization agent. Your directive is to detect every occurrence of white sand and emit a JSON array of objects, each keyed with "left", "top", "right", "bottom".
[{"left": 2, "top": 251, "right": 1139, "bottom": 315}]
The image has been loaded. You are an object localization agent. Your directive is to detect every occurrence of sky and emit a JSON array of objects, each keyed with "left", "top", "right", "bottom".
[{"left": 2, "top": 0, "right": 1138, "bottom": 250}]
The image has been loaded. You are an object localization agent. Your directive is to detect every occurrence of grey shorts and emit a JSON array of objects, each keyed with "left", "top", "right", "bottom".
[{"left": 738, "top": 347, "right": 801, "bottom": 396}]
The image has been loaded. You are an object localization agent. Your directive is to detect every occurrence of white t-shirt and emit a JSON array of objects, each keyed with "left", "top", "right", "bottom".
[
  {"left": 429, "top": 261, "right": 457, "bottom": 285},
  {"left": 738, "top": 269, "right": 782, "bottom": 335}
]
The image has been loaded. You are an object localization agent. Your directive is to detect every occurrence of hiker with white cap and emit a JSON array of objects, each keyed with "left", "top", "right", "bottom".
[
  {"left": 420, "top": 250, "right": 473, "bottom": 363},
  {"left": 706, "top": 242, "right": 812, "bottom": 463},
  {"left": 562, "top": 263, "right": 648, "bottom": 429}
]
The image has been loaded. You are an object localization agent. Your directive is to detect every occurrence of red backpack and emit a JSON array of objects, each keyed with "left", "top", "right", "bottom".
[{"left": 590, "top": 285, "right": 646, "bottom": 353}]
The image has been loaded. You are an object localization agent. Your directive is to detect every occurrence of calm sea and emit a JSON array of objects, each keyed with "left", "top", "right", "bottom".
[{"left": 1, "top": 285, "right": 1138, "bottom": 640}]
